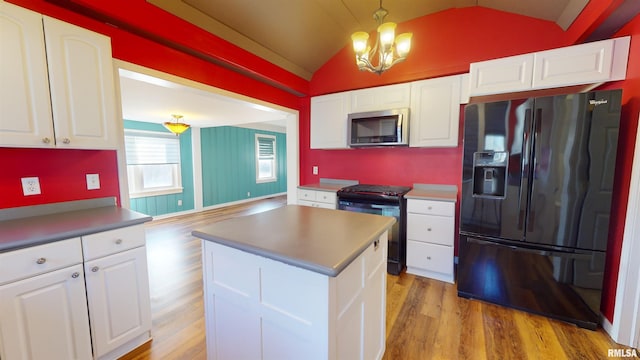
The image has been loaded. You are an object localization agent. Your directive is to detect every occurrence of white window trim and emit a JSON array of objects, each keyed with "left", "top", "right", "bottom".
[
  {"left": 125, "top": 129, "right": 184, "bottom": 198},
  {"left": 256, "top": 134, "right": 277, "bottom": 183}
]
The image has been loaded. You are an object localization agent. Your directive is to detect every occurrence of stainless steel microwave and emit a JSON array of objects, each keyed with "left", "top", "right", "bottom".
[{"left": 347, "top": 108, "right": 409, "bottom": 147}]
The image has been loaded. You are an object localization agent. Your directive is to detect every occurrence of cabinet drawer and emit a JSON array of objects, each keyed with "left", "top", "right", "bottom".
[
  {"left": 298, "top": 199, "right": 316, "bottom": 208},
  {"left": 407, "top": 199, "right": 455, "bottom": 216},
  {"left": 0, "top": 238, "right": 83, "bottom": 285},
  {"left": 298, "top": 189, "right": 336, "bottom": 206},
  {"left": 315, "top": 191, "right": 336, "bottom": 205},
  {"left": 297, "top": 189, "right": 317, "bottom": 201},
  {"left": 82, "top": 225, "right": 146, "bottom": 261},
  {"left": 406, "top": 240, "right": 453, "bottom": 276},
  {"left": 364, "top": 233, "right": 387, "bottom": 279},
  {"left": 299, "top": 199, "right": 336, "bottom": 209},
  {"left": 407, "top": 213, "right": 454, "bottom": 246}
]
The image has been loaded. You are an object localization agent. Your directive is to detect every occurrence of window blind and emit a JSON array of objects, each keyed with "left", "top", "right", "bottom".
[
  {"left": 125, "top": 132, "right": 181, "bottom": 165},
  {"left": 257, "top": 136, "right": 275, "bottom": 158}
]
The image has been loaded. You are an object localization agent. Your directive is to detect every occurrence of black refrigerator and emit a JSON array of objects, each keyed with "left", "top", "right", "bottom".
[{"left": 457, "top": 89, "right": 622, "bottom": 330}]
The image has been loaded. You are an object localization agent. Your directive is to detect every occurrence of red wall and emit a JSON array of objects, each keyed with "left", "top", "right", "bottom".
[
  {"left": 310, "top": 7, "right": 569, "bottom": 96},
  {"left": 0, "top": 148, "right": 120, "bottom": 208},
  {"left": 301, "top": 6, "right": 611, "bottom": 187}
]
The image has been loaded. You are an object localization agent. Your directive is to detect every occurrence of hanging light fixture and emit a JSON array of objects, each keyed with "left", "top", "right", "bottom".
[
  {"left": 351, "top": 0, "right": 412, "bottom": 75},
  {"left": 163, "top": 114, "right": 190, "bottom": 136}
]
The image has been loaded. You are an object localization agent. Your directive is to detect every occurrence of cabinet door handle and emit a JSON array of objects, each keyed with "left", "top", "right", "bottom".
[
  {"left": 427, "top": 256, "right": 432, "bottom": 260},
  {"left": 62, "top": 138, "right": 71, "bottom": 144},
  {"left": 91, "top": 266, "right": 99, "bottom": 272},
  {"left": 427, "top": 228, "right": 432, "bottom": 232},
  {"left": 115, "top": 239, "right": 123, "bottom": 245},
  {"left": 71, "top": 272, "right": 80, "bottom": 278},
  {"left": 42, "top": 137, "right": 51, "bottom": 144},
  {"left": 36, "top": 257, "right": 46, "bottom": 264}
]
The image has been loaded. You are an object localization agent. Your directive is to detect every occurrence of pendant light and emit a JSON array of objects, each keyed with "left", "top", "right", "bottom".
[
  {"left": 351, "top": 0, "right": 412, "bottom": 74},
  {"left": 163, "top": 114, "right": 190, "bottom": 136}
]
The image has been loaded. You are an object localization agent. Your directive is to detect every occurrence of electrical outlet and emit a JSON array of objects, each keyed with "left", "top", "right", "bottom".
[
  {"left": 313, "top": 166, "right": 318, "bottom": 175},
  {"left": 21, "top": 177, "right": 41, "bottom": 196},
  {"left": 247, "top": 191, "right": 251, "bottom": 197},
  {"left": 178, "top": 199, "right": 183, "bottom": 206},
  {"left": 86, "top": 174, "right": 100, "bottom": 190}
]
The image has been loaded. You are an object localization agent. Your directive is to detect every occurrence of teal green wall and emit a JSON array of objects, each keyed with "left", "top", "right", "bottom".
[
  {"left": 123, "top": 120, "right": 195, "bottom": 216},
  {"left": 201, "top": 126, "right": 287, "bottom": 206}
]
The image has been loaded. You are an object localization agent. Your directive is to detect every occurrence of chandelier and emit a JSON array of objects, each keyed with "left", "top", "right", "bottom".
[
  {"left": 163, "top": 114, "right": 190, "bottom": 136},
  {"left": 351, "top": 0, "right": 412, "bottom": 75}
]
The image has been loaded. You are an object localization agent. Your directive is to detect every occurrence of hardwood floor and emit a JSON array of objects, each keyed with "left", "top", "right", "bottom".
[{"left": 122, "top": 196, "right": 632, "bottom": 360}]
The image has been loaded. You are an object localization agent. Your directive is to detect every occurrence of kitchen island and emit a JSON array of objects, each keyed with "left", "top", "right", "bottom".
[{"left": 192, "top": 205, "right": 395, "bottom": 360}]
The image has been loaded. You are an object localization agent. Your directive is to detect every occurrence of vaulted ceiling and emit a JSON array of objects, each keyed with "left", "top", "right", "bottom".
[{"left": 148, "top": 0, "right": 590, "bottom": 80}]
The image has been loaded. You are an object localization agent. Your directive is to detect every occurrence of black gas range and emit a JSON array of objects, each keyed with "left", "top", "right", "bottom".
[
  {"left": 337, "top": 184, "right": 412, "bottom": 275},
  {"left": 337, "top": 184, "right": 412, "bottom": 202}
]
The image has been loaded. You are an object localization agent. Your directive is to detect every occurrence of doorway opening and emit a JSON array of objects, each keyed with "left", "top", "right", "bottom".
[{"left": 114, "top": 61, "right": 299, "bottom": 217}]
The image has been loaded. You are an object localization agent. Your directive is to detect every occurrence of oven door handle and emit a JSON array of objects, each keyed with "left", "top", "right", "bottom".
[{"left": 370, "top": 204, "right": 398, "bottom": 210}]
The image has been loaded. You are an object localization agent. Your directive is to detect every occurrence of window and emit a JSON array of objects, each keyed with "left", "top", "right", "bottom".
[
  {"left": 125, "top": 130, "right": 183, "bottom": 197},
  {"left": 256, "top": 134, "right": 277, "bottom": 183}
]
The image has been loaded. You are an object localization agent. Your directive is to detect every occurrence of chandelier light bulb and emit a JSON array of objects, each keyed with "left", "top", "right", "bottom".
[
  {"left": 351, "top": 31, "right": 370, "bottom": 55},
  {"left": 395, "top": 33, "right": 413, "bottom": 58},
  {"left": 378, "top": 22, "right": 396, "bottom": 51}
]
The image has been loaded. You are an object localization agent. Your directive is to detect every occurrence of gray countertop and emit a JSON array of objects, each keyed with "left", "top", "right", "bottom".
[
  {"left": 192, "top": 205, "right": 395, "bottom": 277},
  {"left": 298, "top": 178, "right": 358, "bottom": 192},
  {"left": 0, "top": 198, "right": 152, "bottom": 253},
  {"left": 405, "top": 184, "right": 458, "bottom": 202}
]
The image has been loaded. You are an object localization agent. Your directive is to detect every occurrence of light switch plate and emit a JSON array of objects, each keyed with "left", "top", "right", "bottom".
[
  {"left": 86, "top": 174, "right": 100, "bottom": 190},
  {"left": 21, "top": 177, "right": 41, "bottom": 196}
]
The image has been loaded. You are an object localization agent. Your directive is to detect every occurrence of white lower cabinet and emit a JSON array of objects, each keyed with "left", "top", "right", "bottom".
[
  {"left": 202, "top": 232, "right": 388, "bottom": 360},
  {"left": 82, "top": 225, "right": 152, "bottom": 360},
  {"left": 0, "top": 264, "right": 93, "bottom": 360},
  {"left": 297, "top": 188, "right": 337, "bottom": 209},
  {"left": 406, "top": 199, "right": 456, "bottom": 283},
  {"left": 0, "top": 238, "right": 92, "bottom": 360},
  {"left": 0, "top": 225, "right": 151, "bottom": 360},
  {"left": 84, "top": 246, "right": 152, "bottom": 359}
]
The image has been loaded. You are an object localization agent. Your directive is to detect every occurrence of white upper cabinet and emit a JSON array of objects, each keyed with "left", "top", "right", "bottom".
[
  {"left": 0, "top": 2, "right": 54, "bottom": 147},
  {"left": 532, "top": 37, "right": 629, "bottom": 89},
  {"left": 409, "top": 74, "right": 463, "bottom": 148},
  {"left": 0, "top": 2, "right": 118, "bottom": 149},
  {"left": 469, "top": 54, "right": 535, "bottom": 96},
  {"left": 43, "top": 16, "right": 118, "bottom": 149},
  {"left": 350, "top": 83, "right": 411, "bottom": 113},
  {"left": 310, "top": 79, "right": 463, "bottom": 149},
  {"left": 469, "top": 36, "right": 631, "bottom": 97},
  {"left": 310, "top": 92, "right": 350, "bottom": 149}
]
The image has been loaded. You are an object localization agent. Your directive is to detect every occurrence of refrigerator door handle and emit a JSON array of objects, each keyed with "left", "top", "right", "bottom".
[
  {"left": 518, "top": 108, "right": 533, "bottom": 230},
  {"left": 526, "top": 108, "right": 543, "bottom": 233},
  {"left": 466, "top": 238, "right": 592, "bottom": 260}
]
